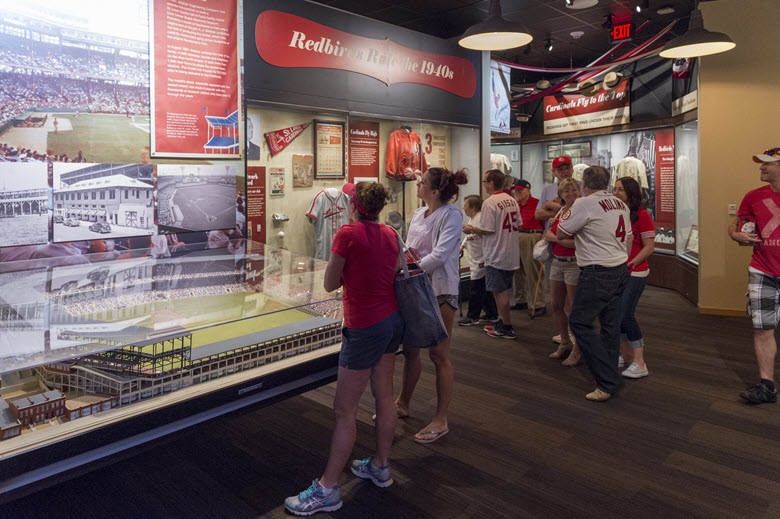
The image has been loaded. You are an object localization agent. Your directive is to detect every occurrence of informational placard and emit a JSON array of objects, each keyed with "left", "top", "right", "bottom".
[
  {"left": 314, "top": 121, "right": 345, "bottom": 179},
  {"left": 672, "top": 90, "right": 698, "bottom": 117},
  {"left": 543, "top": 80, "right": 630, "bottom": 135},
  {"left": 270, "top": 167, "right": 285, "bottom": 196},
  {"left": 423, "top": 131, "right": 448, "bottom": 169},
  {"left": 490, "top": 60, "right": 511, "bottom": 134},
  {"left": 246, "top": 166, "right": 266, "bottom": 243},
  {"left": 150, "top": 0, "right": 241, "bottom": 158},
  {"left": 348, "top": 121, "right": 379, "bottom": 182},
  {"left": 654, "top": 128, "right": 676, "bottom": 251}
]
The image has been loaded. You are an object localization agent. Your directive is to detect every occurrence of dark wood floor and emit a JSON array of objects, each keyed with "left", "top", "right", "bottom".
[{"left": 3, "top": 286, "right": 780, "bottom": 519}]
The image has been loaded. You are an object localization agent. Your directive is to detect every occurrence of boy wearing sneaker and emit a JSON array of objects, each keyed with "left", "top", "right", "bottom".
[
  {"left": 463, "top": 170, "right": 521, "bottom": 340},
  {"left": 459, "top": 195, "right": 498, "bottom": 326},
  {"left": 728, "top": 147, "right": 780, "bottom": 405}
]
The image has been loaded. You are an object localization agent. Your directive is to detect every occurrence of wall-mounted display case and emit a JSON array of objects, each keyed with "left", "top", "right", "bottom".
[{"left": 0, "top": 241, "right": 342, "bottom": 498}]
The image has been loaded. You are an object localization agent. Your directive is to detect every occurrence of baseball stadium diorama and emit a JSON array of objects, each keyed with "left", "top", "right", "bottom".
[{"left": 0, "top": 243, "right": 344, "bottom": 450}]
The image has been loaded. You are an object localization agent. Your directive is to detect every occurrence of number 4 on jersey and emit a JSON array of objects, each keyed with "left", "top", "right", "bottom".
[
  {"left": 615, "top": 214, "right": 626, "bottom": 242},
  {"left": 503, "top": 211, "right": 519, "bottom": 232}
]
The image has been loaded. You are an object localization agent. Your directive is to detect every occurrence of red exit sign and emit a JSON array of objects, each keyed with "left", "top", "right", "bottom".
[{"left": 610, "top": 23, "right": 634, "bottom": 42}]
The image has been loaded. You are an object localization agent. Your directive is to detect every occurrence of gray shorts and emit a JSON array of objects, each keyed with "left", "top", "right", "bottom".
[
  {"left": 485, "top": 266, "right": 514, "bottom": 293},
  {"left": 747, "top": 267, "right": 780, "bottom": 329},
  {"left": 436, "top": 294, "right": 458, "bottom": 309}
]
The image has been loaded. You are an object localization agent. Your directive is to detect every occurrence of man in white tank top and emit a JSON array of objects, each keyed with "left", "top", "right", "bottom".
[{"left": 557, "top": 166, "right": 631, "bottom": 402}]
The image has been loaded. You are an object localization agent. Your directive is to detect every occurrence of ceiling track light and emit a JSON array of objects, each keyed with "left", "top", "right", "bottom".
[
  {"left": 636, "top": 0, "right": 648, "bottom": 13},
  {"left": 546, "top": 38, "right": 553, "bottom": 52},
  {"left": 458, "top": 0, "right": 533, "bottom": 51},
  {"left": 659, "top": 5, "right": 736, "bottom": 58},
  {"left": 565, "top": 0, "right": 574, "bottom": 6}
]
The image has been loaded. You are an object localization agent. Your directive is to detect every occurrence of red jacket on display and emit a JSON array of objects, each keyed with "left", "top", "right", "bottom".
[{"left": 385, "top": 127, "right": 427, "bottom": 180}]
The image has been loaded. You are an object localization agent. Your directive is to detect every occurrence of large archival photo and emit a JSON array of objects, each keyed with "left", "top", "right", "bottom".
[
  {"left": 156, "top": 164, "right": 237, "bottom": 234},
  {"left": 0, "top": 0, "right": 151, "bottom": 165}
]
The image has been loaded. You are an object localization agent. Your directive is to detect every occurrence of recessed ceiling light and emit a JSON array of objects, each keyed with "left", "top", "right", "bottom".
[
  {"left": 657, "top": 6, "right": 676, "bottom": 15},
  {"left": 570, "top": 31, "right": 585, "bottom": 39},
  {"left": 565, "top": 0, "right": 599, "bottom": 9}
]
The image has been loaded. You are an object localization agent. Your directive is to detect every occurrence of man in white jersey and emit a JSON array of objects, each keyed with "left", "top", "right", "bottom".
[
  {"left": 463, "top": 169, "right": 521, "bottom": 339},
  {"left": 557, "top": 166, "right": 631, "bottom": 401}
]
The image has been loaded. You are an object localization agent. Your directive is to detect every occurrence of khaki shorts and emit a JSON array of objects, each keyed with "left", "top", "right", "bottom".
[{"left": 550, "top": 257, "right": 580, "bottom": 286}]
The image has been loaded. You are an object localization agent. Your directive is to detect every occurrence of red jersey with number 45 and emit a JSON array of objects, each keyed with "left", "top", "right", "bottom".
[
  {"left": 480, "top": 191, "right": 520, "bottom": 270},
  {"left": 738, "top": 185, "right": 780, "bottom": 277}
]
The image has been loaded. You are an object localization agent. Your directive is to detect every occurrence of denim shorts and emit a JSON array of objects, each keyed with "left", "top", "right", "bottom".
[
  {"left": 485, "top": 265, "right": 514, "bottom": 293},
  {"left": 339, "top": 310, "right": 404, "bottom": 370}
]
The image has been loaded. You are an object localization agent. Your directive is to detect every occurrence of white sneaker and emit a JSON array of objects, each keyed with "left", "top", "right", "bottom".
[
  {"left": 622, "top": 362, "right": 649, "bottom": 379},
  {"left": 618, "top": 356, "right": 625, "bottom": 369}
]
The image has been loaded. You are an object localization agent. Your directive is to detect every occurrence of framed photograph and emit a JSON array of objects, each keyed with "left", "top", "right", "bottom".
[
  {"left": 563, "top": 141, "right": 592, "bottom": 158},
  {"left": 313, "top": 120, "right": 345, "bottom": 179},
  {"left": 684, "top": 224, "right": 699, "bottom": 258},
  {"left": 292, "top": 154, "right": 314, "bottom": 187},
  {"left": 547, "top": 144, "right": 562, "bottom": 160},
  {"left": 510, "top": 149, "right": 519, "bottom": 162},
  {"left": 542, "top": 160, "right": 554, "bottom": 184}
]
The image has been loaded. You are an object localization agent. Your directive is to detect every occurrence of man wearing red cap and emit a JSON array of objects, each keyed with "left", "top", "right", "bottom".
[
  {"left": 535, "top": 156, "right": 575, "bottom": 224},
  {"left": 729, "top": 147, "right": 780, "bottom": 405}
]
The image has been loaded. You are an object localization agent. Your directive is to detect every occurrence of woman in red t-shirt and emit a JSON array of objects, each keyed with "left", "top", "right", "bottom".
[
  {"left": 613, "top": 177, "right": 655, "bottom": 379},
  {"left": 285, "top": 182, "right": 403, "bottom": 514},
  {"left": 544, "top": 177, "right": 582, "bottom": 365}
]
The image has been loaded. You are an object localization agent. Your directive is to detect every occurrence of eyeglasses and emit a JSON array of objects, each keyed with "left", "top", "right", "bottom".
[{"left": 481, "top": 180, "right": 490, "bottom": 184}]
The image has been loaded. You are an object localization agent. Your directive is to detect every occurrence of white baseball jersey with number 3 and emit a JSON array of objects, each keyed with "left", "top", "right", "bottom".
[
  {"left": 480, "top": 191, "right": 521, "bottom": 271},
  {"left": 557, "top": 190, "right": 630, "bottom": 267}
]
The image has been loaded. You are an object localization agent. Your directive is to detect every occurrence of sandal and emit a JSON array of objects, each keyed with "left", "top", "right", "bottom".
[
  {"left": 372, "top": 402, "right": 409, "bottom": 421},
  {"left": 413, "top": 427, "right": 449, "bottom": 444},
  {"left": 549, "top": 346, "right": 571, "bottom": 359}
]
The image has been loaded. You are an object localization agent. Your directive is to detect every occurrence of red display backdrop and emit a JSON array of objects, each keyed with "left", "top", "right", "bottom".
[
  {"left": 654, "top": 128, "right": 675, "bottom": 250},
  {"left": 348, "top": 121, "right": 380, "bottom": 182},
  {"left": 255, "top": 11, "right": 476, "bottom": 98},
  {"left": 151, "top": 0, "right": 241, "bottom": 158},
  {"left": 246, "top": 166, "right": 266, "bottom": 244},
  {"left": 543, "top": 80, "right": 630, "bottom": 135}
]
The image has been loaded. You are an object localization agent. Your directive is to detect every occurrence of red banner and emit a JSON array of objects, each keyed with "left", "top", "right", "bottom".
[
  {"left": 654, "top": 128, "right": 675, "bottom": 250},
  {"left": 151, "top": 0, "right": 241, "bottom": 158},
  {"left": 246, "top": 166, "right": 266, "bottom": 244},
  {"left": 264, "top": 122, "right": 311, "bottom": 156},
  {"left": 255, "top": 11, "right": 476, "bottom": 99},
  {"left": 348, "top": 121, "right": 379, "bottom": 182},
  {"left": 543, "top": 80, "right": 630, "bottom": 135}
]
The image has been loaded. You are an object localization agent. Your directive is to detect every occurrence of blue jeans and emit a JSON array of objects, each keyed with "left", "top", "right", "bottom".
[
  {"left": 569, "top": 264, "right": 629, "bottom": 394},
  {"left": 620, "top": 275, "right": 647, "bottom": 347}
]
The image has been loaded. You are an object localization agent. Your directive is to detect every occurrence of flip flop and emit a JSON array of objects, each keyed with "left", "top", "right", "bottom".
[
  {"left": 372, "top": 406, "right": 409, "bottom": 421},
  {"left": 413, "top": 428, "right": 449, "bottom": 444}
]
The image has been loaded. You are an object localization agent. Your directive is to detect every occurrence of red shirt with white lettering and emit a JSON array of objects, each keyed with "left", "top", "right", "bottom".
[
  {"left": 738, "top": 185, "right": 780, "bottom": 276},
  {"left": 628, "top": 209, "right": 655, "bottom": 275},
  {"left": 550, "top": 219, "right": 576, "bottom": 257}
]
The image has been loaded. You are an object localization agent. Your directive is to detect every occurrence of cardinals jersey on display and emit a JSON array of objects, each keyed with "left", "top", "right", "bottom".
[
  {"left": 306, "top": 188, "right": 350, "bottom": 261},
  {"left": 558, "top": 190, "right": 630, "bottom": 267},
  {"left": 385, "top": 128, "right": 427, "bottom": 180}
]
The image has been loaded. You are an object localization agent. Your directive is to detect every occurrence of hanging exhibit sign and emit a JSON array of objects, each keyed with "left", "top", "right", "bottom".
[
  {"left": 654, "top": 128, "right": 676, "bottom": 251},
  {"left": 672, "top": 90, "right": 698, "bottom": 117},
  {"left": 543, "top": 80, "right": 630, "bottom": 135},
  {"left": 490, "top": 60, "right": 511, "bottom": 134},
  {"left": 348, "top": 121, "right": 380, "bottom": 182},
  {"left": 150, "top": 0, "right": 241, "bottom": 158},
  {"left": 264, "top": 122, "right": 311, "bottom": 157},
  {"left": 246, "top": 166, "right": 266, "bottom": 243},
  {"left": 255, "top": 11, "right": 476, "bottom": 98}
]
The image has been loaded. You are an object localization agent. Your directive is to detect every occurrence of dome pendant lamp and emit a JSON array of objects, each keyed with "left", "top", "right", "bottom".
[
  {"left": 458, "top": 0, "right": 533, "bottom": 51},
  {"left": 659, "top": 5, "right": 735, "bottom": 58}
]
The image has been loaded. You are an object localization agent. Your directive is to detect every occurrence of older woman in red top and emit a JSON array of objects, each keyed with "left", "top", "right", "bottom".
[{"left": 285, "top": 182, "right": 403, "bottom": 516}]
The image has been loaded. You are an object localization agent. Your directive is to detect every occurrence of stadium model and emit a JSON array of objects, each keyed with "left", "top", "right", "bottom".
[{"left": 0, "top": 244, "right": 342, "bottom": 445}]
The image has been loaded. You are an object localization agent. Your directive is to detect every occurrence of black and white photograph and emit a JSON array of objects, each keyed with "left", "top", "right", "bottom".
[
  {"left": 156, "top": 164, "right": 237, "bottom": 234},
  {"left": 53, "top": 163, "right": 155, "bottom": 242},
  {"left": 0, "top": 163, "right": 49, "bottom": 247}
]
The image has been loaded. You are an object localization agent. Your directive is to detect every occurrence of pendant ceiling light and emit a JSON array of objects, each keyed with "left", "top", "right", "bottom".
[
  {"left": 659, "top": 6, "right": 735, "bottom": 58},
  {"left": 458, "top": 0, "right": 533, "bottom": 51}
]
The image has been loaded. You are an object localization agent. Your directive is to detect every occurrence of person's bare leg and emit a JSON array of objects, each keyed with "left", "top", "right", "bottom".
[
  {"left": 415, "top": 303, "right": 455, "bottom": 441},
  {"left": 320, "top": 367, "right": 371, "bottom": 488},
  {"left": 395, "top": 348, "right": 420, "bottom": 416},
  {"left": 494, "top": 289, "right": 512, "bottom": 327},
  {"left": 631, "top": 346, "right": 646, "bottom": 368},
  {"left": 549, "top": 279, "right": 571, "bottom": 358},
  {"left": 754, "top": 328, "right": 777, "bottom": 381},
  {"left": 370, "top": 353, "right": 397, "bottom": 467},
  {"left": 562, "top": 283, "right": 581, "bottom": 366}
]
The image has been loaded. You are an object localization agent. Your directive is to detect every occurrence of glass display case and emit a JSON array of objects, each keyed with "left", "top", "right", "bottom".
[
  {"left": 675, "top": 119, "right": 699, "bottom": 265},
  {"left": 0, "top": 241, "right": 342, "bottom": 497}
]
